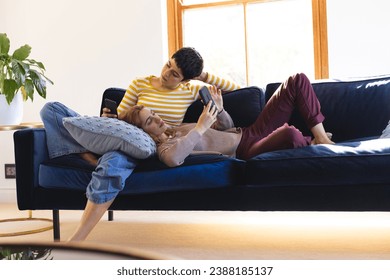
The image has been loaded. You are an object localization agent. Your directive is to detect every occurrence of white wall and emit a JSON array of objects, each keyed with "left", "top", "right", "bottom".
[
  {"left": 0, "top": 0, "right": 167, "bottom": 202},
  {"left": 327, "top": 0, "right": 390, "bottom": 78}
]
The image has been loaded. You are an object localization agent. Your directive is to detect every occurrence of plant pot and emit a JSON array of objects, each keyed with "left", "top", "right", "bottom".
[{"left": 0, "top": 93, "right": 23, "bottom": 125}]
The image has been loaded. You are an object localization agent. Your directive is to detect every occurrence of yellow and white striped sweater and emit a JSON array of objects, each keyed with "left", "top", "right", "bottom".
[{"left": 117, "top": 73, "right": 240, "bottom": 127}]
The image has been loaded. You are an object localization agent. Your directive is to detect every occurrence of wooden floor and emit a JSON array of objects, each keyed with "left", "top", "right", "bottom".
[{"left": 1, "top": 203, "right": 390, "bottom": 259}]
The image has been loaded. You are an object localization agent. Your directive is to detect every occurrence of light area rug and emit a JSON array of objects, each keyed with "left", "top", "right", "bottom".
[{"left": 1, "top": 203, "right": 390, "bottom": 260}]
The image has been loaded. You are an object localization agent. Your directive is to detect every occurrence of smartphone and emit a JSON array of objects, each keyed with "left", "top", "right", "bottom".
[
  {"left": 199, "top": 86, "right": 216, "bottom": 108},
  {"left": 104, "top": 98, "right": 118, "bottom": 116}
]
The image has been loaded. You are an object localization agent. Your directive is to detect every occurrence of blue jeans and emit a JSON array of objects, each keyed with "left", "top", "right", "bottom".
[
  {"left": 40, "top": 102, "right": 86, "bottom": 158},
  {"left": 40, "top": 102, "right": 137, "bottom": 204}
]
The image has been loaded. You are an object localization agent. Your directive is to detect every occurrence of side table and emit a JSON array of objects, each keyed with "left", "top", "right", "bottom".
[{"left": 0, "top": 122, "right": 53, "bottom": 237}]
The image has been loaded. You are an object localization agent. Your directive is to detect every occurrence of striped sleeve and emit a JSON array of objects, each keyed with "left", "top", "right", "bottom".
[
  {"left": 117, "top": 79, "right": 139, "bottom": 115},
  {"left": 205, "top": 73, "right": 241, "bottom": 92}
]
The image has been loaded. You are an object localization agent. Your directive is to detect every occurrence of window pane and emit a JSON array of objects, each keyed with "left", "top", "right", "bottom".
[
  {"left": 246, "top": 0, "right": 315, "bottom": 85},
  {"left": 182, "top": 5, "right": 246, "bottom": 85}
]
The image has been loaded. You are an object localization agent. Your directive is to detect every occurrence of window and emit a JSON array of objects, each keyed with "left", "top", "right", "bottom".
[
  {"left": 167, "top": 0, "right": 329, "bottom": 86},
  {"left": 183, "top": 4, "right": 247, "bottom": 85}
]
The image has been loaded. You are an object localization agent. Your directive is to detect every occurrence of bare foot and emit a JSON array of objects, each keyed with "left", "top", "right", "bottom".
[
  {"left": 79, "top": 152, "right": 98, "bottom": 166},
  {"left": 311, "top": 132, "right": 334, "bottom": 145}
]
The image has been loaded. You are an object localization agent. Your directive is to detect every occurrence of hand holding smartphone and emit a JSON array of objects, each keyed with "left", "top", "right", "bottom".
[
  {"left": 104, "top": 98, "right": 118, "bottom": 116},
  {"left": 199, "top": 86, "right": 216, "bottom": 109}
]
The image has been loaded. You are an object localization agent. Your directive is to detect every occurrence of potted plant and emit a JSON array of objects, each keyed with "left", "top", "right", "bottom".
[
  {"left": 0, "top": 246, "right": 53, "bottom": 260},
  {"left": 0, "top": 33, "right": 53, "bottom": 125}
]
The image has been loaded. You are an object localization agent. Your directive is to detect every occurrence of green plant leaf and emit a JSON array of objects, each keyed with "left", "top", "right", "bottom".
[
  {"left": 23, "top": 79, "right": 34, "bottom": 101},
  {"left": 41, "top": 73, "right": 54, "bottom": 85},
  {"left": 3, "top": 79, "right": 18, "bottom": 104},
  {"left": 11, "top": 60, "right": 26, "bottom": 86},
  {"left": 0, "top": 34, "right": 52, "bottom": 104},
  {"left": 26, "top": 59, "right": 46, "bottom": 70},
  {"left": 12, "top": 44, "right": 31, "bottom": 61},
  {"left": 29, "top": 69, "right": 46, "bottom": 98},
  {"left": 16, "top": 59, "right": 29, "bottom": 72},
  {"left": 0, "top": 33, "right": 10, "bottom": 55}
]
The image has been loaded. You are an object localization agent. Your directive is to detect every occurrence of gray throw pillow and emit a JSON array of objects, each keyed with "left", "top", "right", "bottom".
[
  {"left": 63, "top": 116, "right": 156, "bottom": 159},
  {"left": 380, "top": 120, "right": 390, "bottom": 139}
]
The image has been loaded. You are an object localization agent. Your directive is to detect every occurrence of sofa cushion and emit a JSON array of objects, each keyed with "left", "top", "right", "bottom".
[
  {"left": 39, "top": 154, "right": 245, "bottom": 194},
  {"left": 63, "top": 116, "right": 156, "bottom": 159},
  {"left": 380, "top": 121, "right": 390, "bottom": 138},
  {"left": 123, "top": 155, "right": 245, "bottom": 194},
  {"left": 265, "top": 76, "right": 390, "bottom": 142},
  {"left": 245, "top": 138, "right": 390, "bottom": 187},
  {"left": 39, "top": 154, "right": 95, "bottom": 192},
  {"left": 184, "top": 86, "right": 265, "bottom": 127}
]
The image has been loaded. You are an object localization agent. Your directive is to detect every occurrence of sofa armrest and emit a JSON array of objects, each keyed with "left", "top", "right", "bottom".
[{"left": 13, "top": 128, "right": 48, "bottom": 210}]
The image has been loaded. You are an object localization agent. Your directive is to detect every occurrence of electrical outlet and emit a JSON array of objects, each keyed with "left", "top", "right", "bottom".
[{"left": 5, "top": 164, "right": 16, "bottom": 179}]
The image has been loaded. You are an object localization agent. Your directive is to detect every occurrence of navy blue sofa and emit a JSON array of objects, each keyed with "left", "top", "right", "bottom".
[{"left": 13, "top": 75, "right": 390, "bottom": 241}]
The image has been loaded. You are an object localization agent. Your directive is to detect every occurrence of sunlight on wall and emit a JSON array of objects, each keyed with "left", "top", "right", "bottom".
[{"left": 328, "top": 0, "right": 390, "bottom": 78}]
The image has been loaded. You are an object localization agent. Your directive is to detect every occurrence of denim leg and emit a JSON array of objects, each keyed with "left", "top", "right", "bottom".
[
  {"left": 86, "top": 151, "right": 138, "bottom": 204},
  {"left": 40, "top": 102, "right": 88, "bottom": 158}
]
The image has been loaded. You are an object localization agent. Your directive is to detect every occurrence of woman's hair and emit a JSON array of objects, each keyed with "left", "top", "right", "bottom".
[
  {"left": 172, "top": 47, "right": 203, "bottom": 81},
  {"left": 121, "top": 105, "right": 144, "bottom": 128},
  {"left": 121, "top": 105, "right": 176, "bottom": 144}
]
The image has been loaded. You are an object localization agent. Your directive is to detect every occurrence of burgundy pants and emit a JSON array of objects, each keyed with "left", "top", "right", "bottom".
[{"left": 236, "top": 73, "right": 325, "bottom": 160}]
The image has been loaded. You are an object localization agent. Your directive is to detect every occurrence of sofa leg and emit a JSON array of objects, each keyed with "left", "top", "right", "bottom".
[
  {"left": 52, "top": 210, "right": 60, "bottom": 241},
  {"left": 108, "top": 210, "right": 114, "bottom": 221}
]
